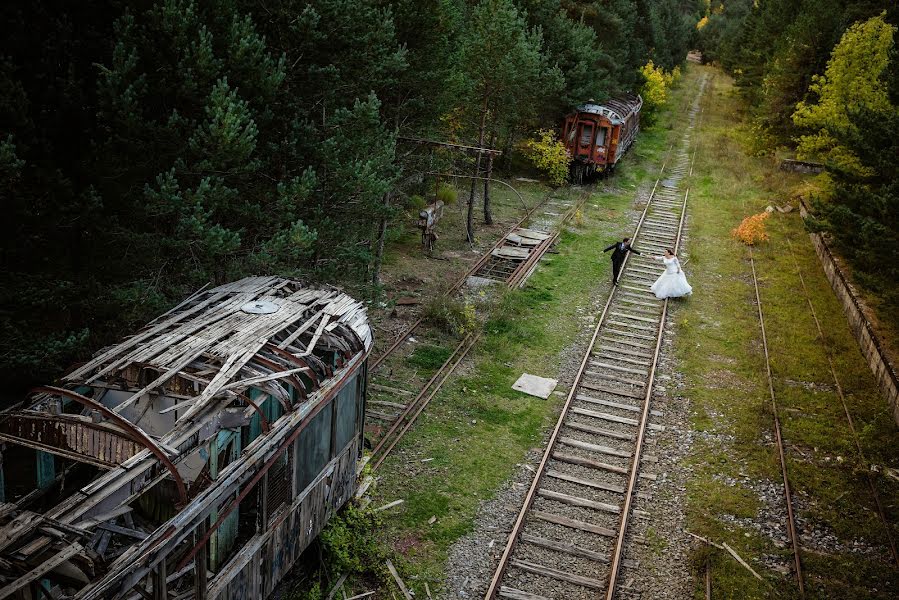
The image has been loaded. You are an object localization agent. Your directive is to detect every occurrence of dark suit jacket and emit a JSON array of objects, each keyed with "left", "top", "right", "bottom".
[{"left": 603, "top": 241, "right": 641, "bottom": 262}]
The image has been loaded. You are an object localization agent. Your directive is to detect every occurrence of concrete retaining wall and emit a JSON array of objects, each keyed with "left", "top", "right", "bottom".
[{"left": 801, "top": 204, "right": 899, "bottom": 425}]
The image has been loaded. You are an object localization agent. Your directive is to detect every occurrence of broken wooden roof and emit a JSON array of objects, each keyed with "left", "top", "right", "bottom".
[{"left": 0, "top": 276, "right": 371, "bottom": 599}]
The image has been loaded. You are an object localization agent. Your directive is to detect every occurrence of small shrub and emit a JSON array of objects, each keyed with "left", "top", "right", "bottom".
[
  {"left": 520, "top": 129, "right": 571, "bottom": 186},
  {"left": 639, "top": 61, "right": 679, "bottom": 126},
  {"left": 731, "top": 212, "right": 771, "bottom": 245},
  {"left": 423, "top": 295, "right": 478, "bottom": 336},
  {"left": 408, "top": 194, "right": 427, "bottom": 210},
  {"left": 436, "top": 184, "right": 458, "bottom": 206},
  {"left": 318, "top": 505, "right": 388, "bottom": 578}
]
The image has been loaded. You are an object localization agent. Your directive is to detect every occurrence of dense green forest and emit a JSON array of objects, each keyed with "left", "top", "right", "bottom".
[
  {"left": 1, "top": 1, "right": 700, "bottom": 392},
  {"left": 697, "top": 1, "right": 899, "bottom": 309}
]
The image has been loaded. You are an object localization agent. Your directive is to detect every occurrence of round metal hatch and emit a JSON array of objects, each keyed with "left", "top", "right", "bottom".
[{"left": 241, "top": 300, "right": 280, "bottom": 315}]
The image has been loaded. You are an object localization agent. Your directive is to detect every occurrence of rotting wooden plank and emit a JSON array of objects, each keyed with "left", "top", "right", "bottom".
[
  {"left": 385, "top": 559, "right": 413, "bottom": 600},
  {"left": 552, "top": 451, "right": 628, "bottom": 475},
  {"left": 530, "top": 510, "right": 615, "bottom": 537},
  {"left": 576, "top": 394, "right": 662, "bottom": 417},
  {"left": 545, "top": 469, "right": 625, "bottom": 494},
  {"left": 520, "top": 533, "right": 610, "bottom": 563},
  {"left": 369, "top": 384, "right": 414, "bottom": 396},
  {"left": 603, "top": 328, "right": 656, "bottom": 341},
  {"left": 368, "top": 400, "right": 407, "bottom": 410},
  {"left": 611, "top": 312, "right": 658, "bottom": 324},
  {"left": 570, "top": 407, "right": 664, "bottom": 431},
  {"left": 589, "top": 361, "right": 648, "bottom": 376},
  {"left": 595, "top": 345, "right": 652, "bottom": 359},
  {"left": 510, "top": 559, "right": 604, "bottom": 589},
  {"left": 563, "top": 420, "right": 634, "bottom": 441},
  {"left": 365, "top": 410, "right": 399, "bottom": 421},
  {"left": 0, "top": 512, "right": 41, "bottom": 553},
  {"left": 499, "top": 587, "right": 553, "bottom": 600},
  {"left": 607, "top": 320, "right": 656, "bottom": 332},
  {"left": 580, "top": 380, "right": 645, "bottom": 399},
  {"left": 584, "top": 371, "right": 646, "bottom": 387},
  {"left": 600, "top": 336, "right": 655, "bottom": 351},
  {"left": 558, "top": 436, "right": 631, "bottom": 459},
  {"left": 592, "top": 353, "right": 650, "bottom": 368},
  {"left": 537, "top": 488, "right": 620, "bottom": 514},
  {"left": 0, "top": 543, "right": 84, "bottom": 600}
]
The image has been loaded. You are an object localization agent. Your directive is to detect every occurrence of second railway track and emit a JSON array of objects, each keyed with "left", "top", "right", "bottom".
[
  {"left": 485, "top": 75, "right": 707, "bottom": 600},
  {"left": 364, "top": 187, "right": 590, "bottom": 472}
]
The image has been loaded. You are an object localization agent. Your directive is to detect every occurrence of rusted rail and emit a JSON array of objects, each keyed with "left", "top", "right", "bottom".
[
  {"left": 369, "top": 194, "right": 550, "bottom": 372},
  {"left": 367, "top": 190, "right": 588, "bottom": 472},
  {"left": 484, "top": 73, "right": 707, "bottom": 600},
  {"left": 747, "top": 245, "right": 805, "bottom": 597},
  {"left": 784, "top": 238, "right": 899, "bottom": 568},
  {"left": 483, "top": 145, "right": 679, "bottom": 600}
]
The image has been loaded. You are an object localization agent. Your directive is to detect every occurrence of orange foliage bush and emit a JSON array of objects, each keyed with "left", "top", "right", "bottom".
[{"left": 732, "top": 212, "right": 770, "bottom": 245}]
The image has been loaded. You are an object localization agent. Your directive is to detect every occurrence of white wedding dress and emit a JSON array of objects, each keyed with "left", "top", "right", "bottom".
[{"left": 650, "top": 256, "right": 692, "bottom": 299}]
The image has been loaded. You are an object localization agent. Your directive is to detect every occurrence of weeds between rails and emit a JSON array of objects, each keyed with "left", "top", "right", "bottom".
[{"left": 364, "top": 187, "right": 591, "bottom": 473}]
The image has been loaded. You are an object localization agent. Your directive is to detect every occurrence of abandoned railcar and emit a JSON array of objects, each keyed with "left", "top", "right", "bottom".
[
  {"left": 562, "top": 93, "right": 643, "bottom": 183},
  {"left": 0, "top": 276, "right": 371, "bottom": 600}
]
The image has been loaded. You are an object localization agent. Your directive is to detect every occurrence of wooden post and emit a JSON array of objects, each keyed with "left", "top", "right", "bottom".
[
  {"left": 483, "top": 133, "right": 497, "bottom": 225},
  {"left": 153, "top": 559, "right": 167, "bottom": 600},
  {"left": 195, "top": 522, "right": 208, "bottom": 600},
  {"left": 466, "top": 95, "right": 489, "bottom": 244}
]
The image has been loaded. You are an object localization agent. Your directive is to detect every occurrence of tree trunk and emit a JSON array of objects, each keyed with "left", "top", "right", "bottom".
[
  {"left": 483, "top": 133, "right": 497, "bottom": 225},
  {"left": 371, "top": 191, "right": 391, "bottom": 290},
  {"left": 466, "top": 95, "right": 489, "bottom": 244}
]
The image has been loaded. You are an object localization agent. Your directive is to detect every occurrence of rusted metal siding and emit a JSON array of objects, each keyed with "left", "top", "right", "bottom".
[
  {"left": 208, "top": 437, "right": 359, "bottom": 600},
  {"left": 0, "top": 413, "right": 141, "bottom": 468}
]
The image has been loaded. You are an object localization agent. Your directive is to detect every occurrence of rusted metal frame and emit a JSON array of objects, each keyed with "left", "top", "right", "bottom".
[
  {"left": 245, "top": 355, "right": 303, "bottom": 411},
  {"left": 605, "top": 187, "right": 688, "bottom": 600},
  {"left": 265, "top": 343, "right": 322, "bottom": 387},
  {"left": 483, "top": 147, "right": 675, "bottom": 600},
  {"left": 172, "top": 352, "right": 367, "bottom": 573},
  {"left": 397, "top": 136, "right": 502, "bottom": 156},
  {"left": 784, "top": 238, "right": 899, "bottom": 568},
  {"left": 748, "top": 246, "right": 805, "bottom": 597},
  {"left": 30, "top": 386, "right": 188, "bottom": 505},
  {"left": 370, "top": 333, "right": 479, "bottom": 472},
  {"left": 172, "top": 370, "right": 271, "bottom": 433},
  {"left": 0, "top": 431, "right": 116, "bottom": 470},
  {"left": 370, "top": 194, "right": 550, "bottom": 372},
  {"left": 369, "top": 333, "right": 472, "bottom": 460}
]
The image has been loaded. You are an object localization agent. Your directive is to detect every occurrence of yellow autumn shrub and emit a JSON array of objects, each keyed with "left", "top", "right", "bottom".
[
  {"left": 732, "top": 212, "right": 770, "bottom": 245},
  {"left": 520, "top": 129, "right": 571, "bottom": 186}
]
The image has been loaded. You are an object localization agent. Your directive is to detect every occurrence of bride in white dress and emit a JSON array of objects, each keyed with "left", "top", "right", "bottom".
[{"left": 650, "top": 249, "right": 692, "bottom": 299}]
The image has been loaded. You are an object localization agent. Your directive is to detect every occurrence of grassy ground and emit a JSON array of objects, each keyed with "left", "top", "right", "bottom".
[
  {"left": 362, "top": 71, "right": 698, "bottom": 595},
  {"left": 680, "top": 66, "right": 899, "bottom": 598}
]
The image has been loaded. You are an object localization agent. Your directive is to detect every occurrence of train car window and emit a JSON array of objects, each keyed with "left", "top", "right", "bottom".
[
  {"left": 334, "top": 374, "right": 358, "bottom": 451},
  {"left": 294, "top": 402, "right": 333, "bottom": 493},
  {"left": 579, "top": 124, "right": 593, "bottom": 146},
  {"left": 596, "top": 128, "right": 607, "bottom": 146}
]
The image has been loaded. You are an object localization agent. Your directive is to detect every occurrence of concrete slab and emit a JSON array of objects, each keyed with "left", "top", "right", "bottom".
[{"left": 512, "top": 373, "right": 558, "bottom": 399}]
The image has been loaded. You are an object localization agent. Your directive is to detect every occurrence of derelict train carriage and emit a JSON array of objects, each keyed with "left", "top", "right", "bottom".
[
  {"left": 0, "top": 277, "right": 371, "bottom": 600},
  {"left": 562, "top": 93, "right": 643, "bottom": 183}
]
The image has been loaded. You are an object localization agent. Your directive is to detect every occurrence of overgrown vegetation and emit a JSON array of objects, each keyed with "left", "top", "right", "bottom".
[
  {"left": 682, "top": 66, "right": 899, "bottom": 598},
  {"left": 520, "top": 129, "right": 571, "bottom": 185},
  {"left": 640, "top": 60, "right": 682, "bottom": 124},
  {"left": 731, "top": 212, "right": 770, "bottom": 245},
  {"left": 696, "top": 2, "right": 898, "bottom": 324},
  {"left": 422, "top": 295, "right": 478, "bottom": 337},
  {"left": 0, "top": 0, "right": 701, "bottom": 392}
]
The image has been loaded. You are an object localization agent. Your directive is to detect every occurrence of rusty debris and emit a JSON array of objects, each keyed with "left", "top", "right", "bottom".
[{"left": 0, "top": 276, "right": 371, "bottom": 600}]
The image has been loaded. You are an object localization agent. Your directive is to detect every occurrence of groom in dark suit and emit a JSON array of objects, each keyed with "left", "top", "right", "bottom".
[{"left": 603, "top": 237, "right": 641, "bottom": 286}]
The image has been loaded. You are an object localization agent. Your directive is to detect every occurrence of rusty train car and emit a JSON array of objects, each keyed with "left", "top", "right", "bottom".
[
  {"left": 0, "top": 277, "right": 371, "bottom": 600},
  {"left": 562, "top": 93, "right": 643, "bottom": 183}
]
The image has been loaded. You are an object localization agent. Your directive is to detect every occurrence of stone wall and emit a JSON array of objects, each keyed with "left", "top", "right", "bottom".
[{"left": 801, "top": 204, "right": 899, "bottom": 425}]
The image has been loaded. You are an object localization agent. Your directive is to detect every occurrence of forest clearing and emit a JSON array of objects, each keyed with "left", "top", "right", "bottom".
[{"left": 1, "top": 2, "right": 898, "bottom": 600}]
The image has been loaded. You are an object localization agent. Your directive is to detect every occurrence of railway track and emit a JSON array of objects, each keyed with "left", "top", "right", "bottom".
[
  {"left": 364, "top": 188, "right": 589, "bottom": 472},
  {"left": 484, "top": 76, "right": 707, "bottom": 600}
]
